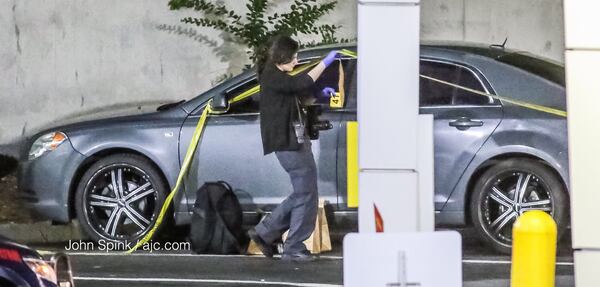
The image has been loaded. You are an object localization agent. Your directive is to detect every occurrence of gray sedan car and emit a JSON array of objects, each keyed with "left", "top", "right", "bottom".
[{"left": 18, "top": 43, "right": 568, "bottom": 253}]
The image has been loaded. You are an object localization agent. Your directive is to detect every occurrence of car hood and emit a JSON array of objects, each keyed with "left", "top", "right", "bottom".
[
  {"left": 47, "top": 100, "right": 180, "bottom": 128},
  {"left": 28, "top": 101, "right": 188, "bottom": 143}
]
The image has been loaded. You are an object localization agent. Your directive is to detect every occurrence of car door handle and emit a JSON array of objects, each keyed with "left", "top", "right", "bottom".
[{"left": 449, "top": 118, "right": 483, "bottom": 130}]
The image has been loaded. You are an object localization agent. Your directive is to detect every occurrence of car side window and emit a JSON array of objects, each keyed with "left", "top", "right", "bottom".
[
  {"left": 420, "top": 60, "right": 490, "bottom": 107},
  {"left": 314, "top": 59, "right": 357, "bottom": 110},
  {"left": 224, "top": 59, "right": 358, "bottom": 114},
  {"left": 225, "top": 78, "right": 260, "bottom": 114}
]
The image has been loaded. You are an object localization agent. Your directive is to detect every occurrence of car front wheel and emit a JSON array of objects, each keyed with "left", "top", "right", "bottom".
[
  {"left": 470, "top": 158, "right": 568, "bottom": 253},
  {"left": 75, "top": 154, "right": 168, "bottom": 244}
]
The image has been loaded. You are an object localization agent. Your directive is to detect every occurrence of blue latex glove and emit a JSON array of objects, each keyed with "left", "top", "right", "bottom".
[
  {"left": 321, "top": 87, "right": 336, "bottom": 97},
  {"left": 322, "top": 50, "right": 340, "bottom": 67}
]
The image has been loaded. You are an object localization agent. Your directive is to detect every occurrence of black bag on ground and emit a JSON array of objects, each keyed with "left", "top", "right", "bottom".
[{"left": 189, "top": 181, "right": 245, "bottom": 254}]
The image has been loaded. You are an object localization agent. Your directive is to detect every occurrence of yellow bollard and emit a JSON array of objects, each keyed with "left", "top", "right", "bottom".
[{"left": 511, "top": 210, "right": 557, "bottom": 287}]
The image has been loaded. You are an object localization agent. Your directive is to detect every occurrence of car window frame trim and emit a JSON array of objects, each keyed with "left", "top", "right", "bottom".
[
  {"left": 192, "top": 56, "right": 500, "bottom": 116},
  {"left": 419, "top": 58, "right": 499, "bottom": 108},
  {"left": 217, "top": 56, "right": 357, "bottom": 117}
]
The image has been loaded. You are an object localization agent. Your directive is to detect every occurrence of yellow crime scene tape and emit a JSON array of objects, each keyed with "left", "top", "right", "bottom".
[
  {"left": 128, "top": 47, "right": 565, "bottom": 251},
  {"left": 339, "top": 48, "right": 566, "bottom": 118},
  {"left": 345, "top": 51, "right": 567, "bottom": 208},
  {"left": 419, "top": 75, "right": 567, "bottom": 118},
  {"left": 329, "top": 59, "right": 346, "bottom": 108},
  {"left": 127, "top": 102, "right": 213, "bottom": 253}
]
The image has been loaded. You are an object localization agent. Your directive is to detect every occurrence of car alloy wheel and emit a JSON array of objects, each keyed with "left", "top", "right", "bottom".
[
  {"left": 482, "top": 171, "right": 553, "bottom": 245},
  {"left": 84, "top": 164, "right": 158, "bottom": 240},
  {"left": 75, "top": 154, "right": 168, "bottom": 243},
  {"left": 470, "top": 158, "right": 568, "bottom": 253}
]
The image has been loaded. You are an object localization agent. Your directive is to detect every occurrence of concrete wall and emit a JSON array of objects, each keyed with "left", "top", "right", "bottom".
[
  {"left": 0, "top": 0, "right": 564, "bottom": 153},
  {"left": 421, "top": 0, "right": 564, "bottom": 61}
]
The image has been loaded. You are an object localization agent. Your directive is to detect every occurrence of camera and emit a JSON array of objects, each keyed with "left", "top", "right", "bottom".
[{"left": 305, "top": 105, "right": 333, "bottom": 140}]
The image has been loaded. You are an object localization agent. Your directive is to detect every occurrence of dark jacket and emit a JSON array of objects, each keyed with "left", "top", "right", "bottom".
[{"left": 259, "top": 64, "right": 315, "bottom": 155}]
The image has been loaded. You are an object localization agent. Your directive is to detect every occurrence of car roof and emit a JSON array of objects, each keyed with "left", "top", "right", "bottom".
[
  {"left": 298, "top": 41, "right": 565, "bottom": 86},
  {"left": 297, "top": 41, "right": 512, "bottom": 57},
  {"left": 221, "top": 41, "right": 518, "bottom": 83},
  {"left": 299, "top": 40, "right": 561, "bottom": 64}
]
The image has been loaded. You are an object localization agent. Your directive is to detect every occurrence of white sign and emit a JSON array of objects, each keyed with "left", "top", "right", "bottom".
[{"left": 343, "top": 231, "right": 462, "bottom": 287}]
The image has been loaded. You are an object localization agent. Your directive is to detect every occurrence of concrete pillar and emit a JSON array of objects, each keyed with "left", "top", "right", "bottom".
[
  {"left": 357, "top": 0, "right": 433, "bottom": 232},
  {"left": 563, "top": 1, "right": 600, "bottom": 286}
]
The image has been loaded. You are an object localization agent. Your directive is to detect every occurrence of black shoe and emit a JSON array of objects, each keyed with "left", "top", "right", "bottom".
[
  {"left": 248, "top": 228, "right": 273, "bottom": 258},
  {"left": 281, "top": 250, "right": 315, "bottom": 262}
]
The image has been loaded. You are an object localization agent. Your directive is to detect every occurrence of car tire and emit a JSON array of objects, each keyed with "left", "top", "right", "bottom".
[
  {"left": 75, "top": 153, "right": 170, "bottom": 244},
  {"left": 470, "top": 158, "right": 568, "bottom": 254}
]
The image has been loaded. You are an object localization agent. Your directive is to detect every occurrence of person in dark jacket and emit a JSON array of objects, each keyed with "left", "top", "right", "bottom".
[{"left": 247, "top": 35, "right": 339, "bottom": 262}]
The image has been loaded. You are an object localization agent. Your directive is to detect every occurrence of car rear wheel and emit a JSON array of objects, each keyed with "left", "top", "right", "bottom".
[
  {"left": 75, "top": 154, "right": 168, "bottom": 244},
  {"left": 470, "top": 158, "right": 568, "bottom": 253}
]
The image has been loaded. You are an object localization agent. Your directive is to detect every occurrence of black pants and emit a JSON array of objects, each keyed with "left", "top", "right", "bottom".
[{"left": 255, "top": 141, "right": 319, "bottom": 254}]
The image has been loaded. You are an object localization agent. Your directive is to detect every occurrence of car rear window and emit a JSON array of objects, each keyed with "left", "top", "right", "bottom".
[
  {"left": 420, "top": 60, "right": 491, "bottom": 106},
  {"left": 497, "top": 53, "right": 565, "bottom": 86},
  {"left": 430, "top": 45, "right": 565, "bottom": 86}
]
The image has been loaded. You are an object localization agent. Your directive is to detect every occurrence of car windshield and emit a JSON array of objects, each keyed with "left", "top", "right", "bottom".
[{"left": 497, "top": 53, "right": 565, "bottom": 86}]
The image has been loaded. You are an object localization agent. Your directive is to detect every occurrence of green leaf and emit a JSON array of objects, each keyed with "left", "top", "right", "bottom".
[{"left": 170, "top": 0, "right": 342, "bottom": 63}]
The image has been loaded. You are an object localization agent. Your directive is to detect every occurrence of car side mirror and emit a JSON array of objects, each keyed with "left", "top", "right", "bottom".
[{"left": 210, "top": 93, "right": 229, "bottom": 113}]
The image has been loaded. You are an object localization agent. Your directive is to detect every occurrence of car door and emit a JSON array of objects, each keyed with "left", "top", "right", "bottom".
[
  {"left": 337, "top": 58, "right": 502, "bottom": 210},
  {"left": 334, "top": 59, "right": 358, "bottom": 209},
  {"left": 419, "top": 59, "right": 503, "bottom": 210},
  {"left": 310, "top": 59, "right": 353, "bottom": 210},
  {"left": 179, "top": 72, "right": 340, "bottom": 214}
]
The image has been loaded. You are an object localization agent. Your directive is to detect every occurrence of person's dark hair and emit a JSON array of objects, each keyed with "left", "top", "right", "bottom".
[{"left": 256, "top": 35, "right": 299, "bottom": 77}]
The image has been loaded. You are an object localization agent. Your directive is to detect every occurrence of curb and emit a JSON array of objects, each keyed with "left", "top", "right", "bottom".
[{"left": 0, "top": 221, "right": 85, "bottom": 244}]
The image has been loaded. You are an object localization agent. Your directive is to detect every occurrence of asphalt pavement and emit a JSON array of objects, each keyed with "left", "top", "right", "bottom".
[{"left": 35, "top": 228, "right": 575, "bottom": 287}]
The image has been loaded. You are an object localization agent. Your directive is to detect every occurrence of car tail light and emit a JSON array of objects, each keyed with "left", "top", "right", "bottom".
[{"left": 0, "top": 248, "right": 22, "bottom": 262}]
